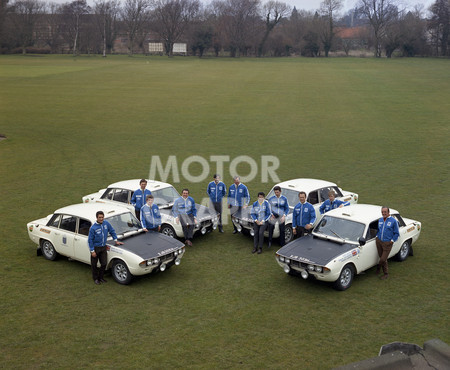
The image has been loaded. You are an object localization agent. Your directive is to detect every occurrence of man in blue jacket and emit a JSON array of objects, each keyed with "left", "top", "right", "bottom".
[
  {"left": 141, "top": 194, "right": 161, "bottom": 232},
  {"left": 207, "top": 174, "right": 226, "bottom": 233},
  {"left": 292, "top": 191, "right": 316, "bottom": 238},
  {"left": 173, "top": 188, "right": 197, "bottom": 246},
  {"left": 131, "top": 179, "right": 152, "bottom": 220},
  {"left": 319, "top": 190, "right": 349, "bottom": 214},
  {"left": 227, "top": 176, "right": 250, "bottom": 234},
  {"left": 251, "top": 192, "right": 272, "bottom": 254},
  {"left": 88, "top": 211, "right": 123, "bottom": 285},
  {"left": 376, "top": 207, "right": 400, "bottom": 280},
  {"left": 267, "top": 186, "right": 290, "bottom": 247}
]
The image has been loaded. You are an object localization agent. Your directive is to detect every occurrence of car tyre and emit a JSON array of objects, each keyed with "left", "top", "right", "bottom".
[
  {"left": 395, "top": 240, "right": 411, "bottom": 262},
  {"left": 333, "top": 264, "right": 355, "bottom": 291},
  {"left": 160, "top": 224, "right": 176, "bottom": 238},
  {"left": 111, "top": 259, "right": 133, "bottom": 285},
  {"left": 41, "top": 240, "right": 58, "bottom": 261},
  {"left": 284, "top": 225, "right": 294, "bottom": 244}
]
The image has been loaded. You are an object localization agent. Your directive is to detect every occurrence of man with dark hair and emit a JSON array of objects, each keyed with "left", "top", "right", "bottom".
[
  {"left": 227, "top": 176, "right": 250, "bottom": 234},
  {"left": 207, "top": 174, "right": 226, "bottom": 232},
  {"left": 375, "top": 207, "right": 400, "bottom": 280},
  {"left": 88, "top": 211, "right": 123, "bottom": 285},
  {"left": 292, "top": 191, "right": 316, "bottom": 238},
  {"left": 267, "top": 186, "right": 289, "bottom": 247},
  {"left": 141, "top": 194, "right": 161, "bottom": 232},
  {"left": 173, "top": 188, "right": 197, "bottom": 246},
  {"left": 250, "top": 192, "right": 272, "bottom": 254},
  {"left": 131, "top": 179, "right": 152, "bottom": 220}
]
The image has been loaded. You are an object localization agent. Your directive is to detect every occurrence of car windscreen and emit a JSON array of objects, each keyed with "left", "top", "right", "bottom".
[
  {"left": 106, "top": 212, "right": 141, "bottom": 234},
  {"left": 267, "top": 188, "right": 298, "bottom": 210},
  {"left": 314, "top": 215, "right": 365, "bottom": 243},
  {"left": 152, "top": 187, "right": 181, "bottom": 207}
]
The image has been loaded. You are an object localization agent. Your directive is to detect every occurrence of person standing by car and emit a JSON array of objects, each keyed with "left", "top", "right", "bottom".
[
  {"left": 207, "top": 174, "right": 227, "bottom": 233},
  {"left": 88, "top": 210, "right": 123, "bottom": 285},
  {"left": 267, "top": 186, "right": 290, "bottom": 247},
  {"left": 141, "top": 194, "right": 161, "bottom": 232},
  {"left": 319, "top": 190, "right": 349, "bottom": 214},
  {"left": 251, "top": 192, "right": 272, "bottom": 254},
  {"left": 131, "top": 179, "right": 152, "bottom": 220},
  {"left": 375, "top": 207, "right": 400, "bottom": 280},
  {"left": 173, "top": 189, "right": 197, "bottom": 246},
  {"left": 292, "top": 191, "right": 316, "bottom": 238},
  {"left": 227, "top": 176, "right": 250, "bottom": 234}
]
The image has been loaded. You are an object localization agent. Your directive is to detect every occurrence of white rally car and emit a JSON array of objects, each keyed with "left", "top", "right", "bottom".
[
  {"left": 232, "top": 178, "right": 358, "bottom": 244},
  {"left": 82, "top": 179, "right": 219, "bottom": 239},
  {"left": 275, "top": 204, "right": 421, "bottom": 290},
  {"left": 27, "top": 203, "right": 185, "bottom": 284}
]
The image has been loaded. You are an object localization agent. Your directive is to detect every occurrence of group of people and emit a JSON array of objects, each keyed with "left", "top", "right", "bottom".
[{"left": 87, "top": 177, "right": 400, "bottom": 284}]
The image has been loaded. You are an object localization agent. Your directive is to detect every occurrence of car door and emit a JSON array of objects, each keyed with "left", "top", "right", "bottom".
[
  {"left": 55, "top": 214, "right": 77, "bottom": 257},
  {"left": 388, "top": 214, "right": 406, "bottom": 257},
  {"left": 73, "top": 217, "right": 92, "bottom": 264},
  {"left": 307, "top": 190, "right": 321, "bottom": 225},
  {"left": 357, "top": 220, "right": 380, "bottom": 272}
]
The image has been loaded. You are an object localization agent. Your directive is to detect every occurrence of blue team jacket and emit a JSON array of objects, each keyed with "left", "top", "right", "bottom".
[
  {"left": 227, "top": 183, "right": 250, "bottom": 207},
  {"left": 292, "top": 202, "right": 316, "bottom": 228},
  {"left": 131, "top": 189, "right": 152, "bottom": 211},
  {"left": 172, "top": 196, "right": 197, "bottom": 217},
  {"left": 319, "top": 199, "right": 349, "bottom": 214},
  {"left": 251, "top": 200, "right": 272, "bottom": 222},
  {"left": 376, "top": 216, "right": 400, "bottom": 242},
  {"left": 88, "top": 221, "right": 118, "bottom": 251},
  {"left": 140, "top": 204, "right": 162, "bottom": 229},
  {"left": 207, "top": 181, "right": 227, "bottom": 203},
  {"left": 268, "top": 195, "right": 289, "bottom": 217}
]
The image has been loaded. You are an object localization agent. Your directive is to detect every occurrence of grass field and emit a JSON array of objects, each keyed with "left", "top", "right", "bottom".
[{"left": 0, "top": 54, "right": 449, "bottom": 369}]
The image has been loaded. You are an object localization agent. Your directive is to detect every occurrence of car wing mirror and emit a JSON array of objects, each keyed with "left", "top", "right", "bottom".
[{"left": 358, "top": 237, "right": 366, "bottom": 246}]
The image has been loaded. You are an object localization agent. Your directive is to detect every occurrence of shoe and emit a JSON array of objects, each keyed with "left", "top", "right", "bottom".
[
  {"left": 257, "top": 249, "right": 262, "bottom": 254},
  {"left": 100, "top": 278, "right": 107, "bottom": 283},
  {"left": 381, "top": 274, "right": 389, "bottom": 280},
  {"left": 252, "top": 248, "right": 257, "bottom": 254},
  {"left": 233, "top": 230, "right": 238, "bottom": 234},
  {"left": 94, "top": 279, "right": 101, "bottom": 285},
  {"left": 375, "top": 267, "right": 380, "bottom": 275},
  {"left": 268, "top": 241, "right": 272, "bottom": 249},
  {"left": 219, "top": 227, "right": 224, "bottom": 233}
]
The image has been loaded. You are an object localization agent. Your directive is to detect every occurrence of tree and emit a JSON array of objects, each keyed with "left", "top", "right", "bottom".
[
  {"left": 357, "top": 0, "right": 399, "bottom": 57},
  {"left": 151, "top": 0, "right": 200, "bottom": 56},
  {"left": 257, "top": 0, "right": 290, "bottom": 57},
  {"left": 93, "top": 0, "right": 119, "bottom": 56},
  {"left": 120, "top": 0, "right": 151, "bottom": 55},
  {"left": 8, "top": 0, "right": 44, "bottom": 54},
  {"left": 428, "top": 0, "right": 449, "bottom": 56},
  {"left": 61, "top": 0, "right": 90, "bottom": 56},
  {"left": 319, "top": 0, "right": 342, "bottom": 56}
]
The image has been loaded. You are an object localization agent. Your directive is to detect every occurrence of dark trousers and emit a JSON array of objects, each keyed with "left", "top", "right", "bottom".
[
  {"left": 294, "top": 226, "right": 311, "bottom": 239},
  {"left": 180, "top": 214, "right": 195, "bottom": 241},
  {"left": 229, "top": 205, "right": 241, "bottom": 231},
  {"left": 91, "top": 246, "right": 107, "bottom": 281},
  {"left": 211, "top": 201, "right": 223, "bottom": 227},
  {"left": 135, "top": 209, "right": 141, "bottom": 221},
  {"left": 253, "top": 223, "right": 267, "bottom": 250},
  {"left": 268, "top": 215, "right": 286, "bottom": 246},
  {"left": 376, "top": 238, "right": 393, "bottom": 274}
]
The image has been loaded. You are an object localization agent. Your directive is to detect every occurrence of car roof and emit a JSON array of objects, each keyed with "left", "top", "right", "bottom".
[
  {"left": 54, "top": 203, "right": 131, "bottom": 221},
  {"left": 274, "top": 178, "right": 338, "bottom": 193},
  {"left": 106, "top": 179, "right": 173, "bottom": 192},
  {"left": 324, "top": 204, "right": 399, "bottom": 224}
]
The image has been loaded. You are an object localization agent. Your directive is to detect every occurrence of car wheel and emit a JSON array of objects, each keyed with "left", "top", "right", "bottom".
[
  {"left": 111, "top": 260, "right": 133, "bottom": 285},
  {"left": 395, "top": 240, "right": 411, "bottom": 262},
  {"left": 333, "top": 264, "right": 355, "bottom": 291},
  {"left": 161, "top": 224, "right": 176, "bottom": 238},
  {"left": 41, "top": 240, "right": 58, "bottom": 261},
  {"left": 284, "top": 225, "right": 293, "bottom": 244}
]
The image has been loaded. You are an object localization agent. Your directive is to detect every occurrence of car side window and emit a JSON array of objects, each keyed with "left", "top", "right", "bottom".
[
  {"left": 59, "top": 215, "right": 77, "bottom": 233},
  {"left": 332, "top": 186, "right": 343, "bottom": 197},
  {"left": 113, "top": 189, "right": 130, "bottom": 203},
  {"left": 78, "top": 218, "right": 92, "bottom": 236},
  {"left": 392, "top": 214, "right": 406, "bottom": 227},
  {"left": 365, "top": 220, "right": 378, "bottom": 240},
  {"left": 308, "top": 191, "right": 319, "bottom": 205},
  {"left": 318, "top": 187, "right": 331, "bottom": 202},
  {"left": 47, "top": 214, "right": 61, "bottom": 228},
  {"left": 101, "top": 188, "right": 114, "bottom": 200}
]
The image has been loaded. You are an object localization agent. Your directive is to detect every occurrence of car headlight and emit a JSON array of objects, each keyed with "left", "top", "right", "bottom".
[
  {"left": 279, "top": 256, "right": 285, "bottom": 262},
  {"left": 285, "top": 258, "right": 290, "bottom": 264},
  {"left": 315, "top": 266, "right": 322, "bottom": 273},
  {"left": 307, "top": 265, "right": 315, "bottom": 271}
]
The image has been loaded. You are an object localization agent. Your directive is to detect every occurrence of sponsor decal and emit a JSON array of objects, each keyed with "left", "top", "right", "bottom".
[
  {"left": 407, "top": 226, "right": 415, "bottom": 232},
  {"left": 109, "top": 247, "right": 123, "bottom": 254},
  {"left": 289, "top": 255, "right": 313, "bottom": 263},
  {"left": 40, "top": 228, "right": 50, "bottom": 234},
  {"left": 338, "top": 249, "right": 359, "bottom": 262},
  {"left": 157, "top": 247, "right": 178, "bottom": 256}
]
